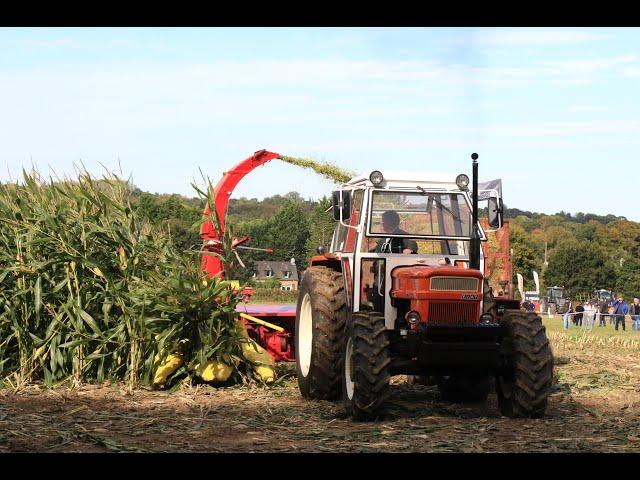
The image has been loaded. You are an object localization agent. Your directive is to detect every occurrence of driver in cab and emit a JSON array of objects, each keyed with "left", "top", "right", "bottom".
[{"left": 373, "top": 210, "right": 418, "bottom": 254}]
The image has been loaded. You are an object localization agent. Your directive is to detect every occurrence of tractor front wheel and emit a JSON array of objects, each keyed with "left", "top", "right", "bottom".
[
  {"left": 295, "top": 266, "right": 346, "bottom": 401},
  {"left": 496, "top": 310, "right": 554, "bottom": 418},
  {"left": 342, "top": 312, "right": 391, "bottom": 421}
]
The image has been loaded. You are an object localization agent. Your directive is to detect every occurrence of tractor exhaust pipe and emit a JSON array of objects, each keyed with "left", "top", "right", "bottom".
[{"left": 470, "top": 153, "right": 481, "bottom": 271}]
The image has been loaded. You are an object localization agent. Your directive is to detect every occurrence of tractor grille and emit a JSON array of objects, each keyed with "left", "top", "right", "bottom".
[
  {"left": 427, "top": 301, "right": 479, "bottom": 325},
  {"left": 429, "top": 276, "right": 479, "bottom": 292}
]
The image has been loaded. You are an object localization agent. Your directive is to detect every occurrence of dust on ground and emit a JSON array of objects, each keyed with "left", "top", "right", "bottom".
[{"left": 2, "top": 325, "right": 640, "bottom": 453}]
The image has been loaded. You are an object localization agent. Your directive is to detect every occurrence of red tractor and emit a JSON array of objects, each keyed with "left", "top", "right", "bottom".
[{"left": 294, "top": 154, "right": 554, "bottom": 420}]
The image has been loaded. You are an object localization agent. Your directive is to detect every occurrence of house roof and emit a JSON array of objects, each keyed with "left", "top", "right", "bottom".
[{"left": 254, "top": 260, "right": 299, "bottom": 281}]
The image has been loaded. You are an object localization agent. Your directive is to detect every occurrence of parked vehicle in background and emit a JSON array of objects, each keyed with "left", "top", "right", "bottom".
[{"left": 539, "top": 286, "right": 569, "bottom": 315}]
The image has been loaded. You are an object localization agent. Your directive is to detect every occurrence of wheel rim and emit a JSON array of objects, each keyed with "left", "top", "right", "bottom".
[
  {"left": 344, "top": 337, "right": 355, "bottom": 400},
  {"left": 299, "top": 293, "right": 313, "bottom": 377}
]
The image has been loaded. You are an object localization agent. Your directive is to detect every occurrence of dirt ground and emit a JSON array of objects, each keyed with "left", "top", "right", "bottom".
[{"left": 2, "top": 326, "right": 640, "bottom": 453}]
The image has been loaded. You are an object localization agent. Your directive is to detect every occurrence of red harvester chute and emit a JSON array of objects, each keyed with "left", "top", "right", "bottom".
[{"left": 200, "top": 149, "right": 296, "bottom": 362}]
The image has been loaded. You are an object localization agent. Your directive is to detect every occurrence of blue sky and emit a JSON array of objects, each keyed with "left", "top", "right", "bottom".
[{"left": 1, "top": 27, "right": 639, "bottom": 220}]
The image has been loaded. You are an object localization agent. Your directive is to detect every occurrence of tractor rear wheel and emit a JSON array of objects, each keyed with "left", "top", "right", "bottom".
[
  {"left": 295, "top": 266, "right": 347, "bottom": 401},
  {"left": 496, "top": 310, "right": 554, "bottom": 418},
  {"left": 343, "top": 312, "right": 390, "bottom": 421},
  {"left": 437, "top": 375, "right": 491, "bottom": 403}
]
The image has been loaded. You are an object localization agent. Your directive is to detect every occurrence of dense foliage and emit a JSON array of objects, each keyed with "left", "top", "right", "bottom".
[{"left": 0, "top": 171, "right": 250, "bottom": 390}]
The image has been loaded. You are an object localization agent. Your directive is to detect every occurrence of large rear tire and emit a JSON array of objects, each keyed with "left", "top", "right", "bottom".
[
  {"left": 342, "top": 312, "right": 390, "bottom": 421},
  {"left": 437, "top": 375, "right": 490, "bottom": 403},
  {"left": 295, "top": 266, "right": 347, "bottom": 400},
  {"left": 496, "top": 310, "right": 554, "bottom": 418}
]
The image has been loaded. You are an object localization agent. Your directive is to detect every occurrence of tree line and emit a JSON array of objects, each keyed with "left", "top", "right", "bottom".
[{"left": 130, "top": 188, "right": 640, "bottom": 300}]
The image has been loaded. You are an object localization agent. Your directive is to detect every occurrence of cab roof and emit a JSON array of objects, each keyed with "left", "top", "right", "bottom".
[{"left": 346, "top": 171, "right": 463, "bottom": 189}]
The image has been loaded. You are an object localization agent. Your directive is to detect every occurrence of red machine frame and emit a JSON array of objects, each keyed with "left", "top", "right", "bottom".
[{"left": 200, "top": 149, "right": 297, "bottom": 362}]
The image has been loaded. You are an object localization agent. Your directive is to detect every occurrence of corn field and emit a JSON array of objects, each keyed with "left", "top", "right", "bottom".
[{"left": 0, "top": 169, "right": 252, "bottom": 391}]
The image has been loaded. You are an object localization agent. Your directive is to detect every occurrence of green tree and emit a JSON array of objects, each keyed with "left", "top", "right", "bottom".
[
  {"left": 510, "top": 223, "right": 542, "bottom": 293},
  {"left": 544, "top": 241, "right": 616, "bottom": 295},
  {"left": 268, "top": 201, "right": 310, "bottom": 270},
  {"left": 305, "top": 196, "right": 335, "bottom": 261},
  {"left": 616, "top": 257, "right": 640, "bottom": 299},
  {"left": 232, "top": 218, "right": 273, "bottom": 284}
]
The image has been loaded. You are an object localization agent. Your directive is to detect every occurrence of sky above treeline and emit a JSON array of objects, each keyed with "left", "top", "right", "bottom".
[{"left": 1, "top": 27, "right": 639, "bottom": 220}]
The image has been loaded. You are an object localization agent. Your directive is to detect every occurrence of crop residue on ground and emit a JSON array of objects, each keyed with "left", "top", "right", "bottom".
[{"left": 2, "top": 316, "right": 640, "bottom": 453}]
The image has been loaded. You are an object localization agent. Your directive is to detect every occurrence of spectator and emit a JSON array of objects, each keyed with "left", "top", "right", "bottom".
[
  {"left": 574, "top": 302, "right": 585, "bottom": 327},
  {"left": 563, "top": 302, "right": 574, "bottom": 330},
  {"left": 522, "top": 299, "right": 535, "bottom": 312},
  {"left": 583, "top": 301, "right": 596, "bottom": 330},
  {"left": 611, "top": 295, "right": 629, "bottom": 332},
  {"left": 598, "top": 298, "right": 608, "bottom": 327},
  {"left": 630, "top": 298, "right": 640, "bottom": 332},
  {"left": 608, "top": 300, "right": 615, "bottom": 325}
]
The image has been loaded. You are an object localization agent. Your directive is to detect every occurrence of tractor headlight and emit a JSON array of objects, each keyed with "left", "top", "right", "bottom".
[
  {"left": 480, "top": 313, "right": 494, "bottom": 324},
  {"left": 406, "top": 310, "right": 421, "bottom": 325},
  {"left": 456, "top": 174, "right": 470, "bottom": 191},
  {"left": 369, "top": 170, "right": 384, "bottom": 186}
]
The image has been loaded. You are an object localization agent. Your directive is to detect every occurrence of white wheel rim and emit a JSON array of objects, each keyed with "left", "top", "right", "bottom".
[
  {"left": 345, "top": 337, "right": 355, "bottom": 400},
  {"left": 299, "top": 293, "right": 313, "bottom": 377}
]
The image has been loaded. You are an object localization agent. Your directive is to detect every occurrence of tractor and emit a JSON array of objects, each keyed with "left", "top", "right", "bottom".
[
  {"left": 294, "top": 154, "right": 554, "bottom": 420},
  {"left": 593, "top": 289, "right": 613, "bottom": 305},
  {"left": 539, "top": 286, "right": 569, "bottom": 315}
]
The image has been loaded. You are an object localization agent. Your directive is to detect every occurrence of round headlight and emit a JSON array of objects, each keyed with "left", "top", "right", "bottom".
[
  {"left": 406, "top": 310, "right": 421, "bottom": 325},
  {"left": 480, "top": 313, "right": 494, "bottom": 324},
  {"left": 369, "top": 170, "right": 384, "bottom": 186},
  {"left": 456, "top": 174, "right": 470, "bottom": 190}
]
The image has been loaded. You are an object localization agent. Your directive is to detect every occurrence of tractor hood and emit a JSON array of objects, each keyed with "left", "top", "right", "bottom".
[{"left": 390, "top": 265, "right": 484, "bottom": 301}]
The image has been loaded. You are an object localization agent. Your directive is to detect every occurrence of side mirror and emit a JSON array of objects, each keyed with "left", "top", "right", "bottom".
[
  {"left": 332, "top": 190, "right": 351, "bottom": 221},
  {"left": 488, "top": 196, "right": 503, "bottom": 228}
]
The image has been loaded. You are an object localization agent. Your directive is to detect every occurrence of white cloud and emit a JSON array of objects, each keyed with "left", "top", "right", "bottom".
[
  {"left": 470, "top": 29, "right": 606, "bottom": 46},
  {"left": 478, "top": 120, "right": 640, "bottom": 138},
  {"left": 540, "top": 55, "right": 639, "bottom": 76},
  {"left": 21, "top": 38, "right": 132, "bottom": 49},
  {"left": 1, "top": 53, "right": 637, "bottom": 104},
  {"left": 568, "top": 105, "right": 610, "bottom": 113},
  {"left": 621, "top": 66, "right": 640, "bottom": 77}
]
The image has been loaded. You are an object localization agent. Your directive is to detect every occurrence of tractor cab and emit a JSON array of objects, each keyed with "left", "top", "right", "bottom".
[{"left": 329, "top": 170, "right": 495, "bottom": 331}]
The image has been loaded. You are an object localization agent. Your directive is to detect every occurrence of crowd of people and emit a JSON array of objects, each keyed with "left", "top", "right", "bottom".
[
  {"left": 558, "top": 296, "right": 640, "bottom": 331},
  {"left": 521, "top": 295, "right": 640, "bottom": 331}
]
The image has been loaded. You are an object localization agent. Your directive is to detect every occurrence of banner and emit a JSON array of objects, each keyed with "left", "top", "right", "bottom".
[
  {"left": 476, "top": 178, "right": 503, "bottom": 201},
  {"left": 517, "top": 273, "right": 524, "bottom": 301}
]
